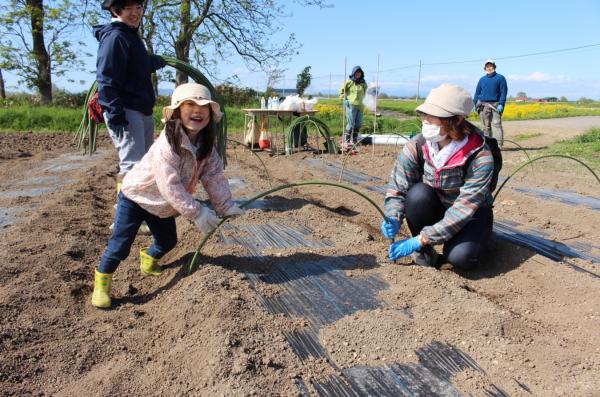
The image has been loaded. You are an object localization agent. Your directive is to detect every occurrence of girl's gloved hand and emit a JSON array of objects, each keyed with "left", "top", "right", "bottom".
[
  {"left": 193, "top": 206, "right": 221, "bottom": 233},
  {"left": 380, "top": 218, "right": 400, "bottom": 239},
  {"left": 389, "top": 237, "right": 422, "bottom": 260},
  {"left": 224, "top": 204, "right": 245, "bottom": 217},
  {"left": 496, "top": 104, "right": 504, "bottom": 114}
]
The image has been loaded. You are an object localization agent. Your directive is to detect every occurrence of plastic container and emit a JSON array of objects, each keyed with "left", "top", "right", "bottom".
[
  {"left": 260, "top": 96, "right": 266, "bottom": 109},
  {"left": 259, "top": 129, "right": 270, "bottom": 149}
]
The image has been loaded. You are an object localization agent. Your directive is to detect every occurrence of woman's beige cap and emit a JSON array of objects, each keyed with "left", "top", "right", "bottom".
[
  {"left": 162, "top": 83, "right": 222, "bottom": 123},
  {"left": 415, "top": 84, "right": 473, "bottom": 118}
]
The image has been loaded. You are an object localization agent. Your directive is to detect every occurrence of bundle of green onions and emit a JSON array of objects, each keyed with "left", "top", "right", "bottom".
[
  {"left": 285, "top": 115, "right": 338, "bottom": 154},
  {"left": 75, "top": 56, "right": 227, "bottom": 163}
]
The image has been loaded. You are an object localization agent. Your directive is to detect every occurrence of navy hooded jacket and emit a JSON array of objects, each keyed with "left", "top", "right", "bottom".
[{"left": 93, "top": 22, "right": 165, "bottom": 126}]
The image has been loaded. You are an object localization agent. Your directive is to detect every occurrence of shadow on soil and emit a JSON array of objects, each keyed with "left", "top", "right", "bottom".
[
  {"left": 456, "top": 237, "right": 537, "bottom": 280},
  {"left": 114, "top": 252, "right": 380, "bottom": 307}
]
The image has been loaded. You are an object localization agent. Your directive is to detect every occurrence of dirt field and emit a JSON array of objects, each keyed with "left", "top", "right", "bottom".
[{"left": 1, "top": 117, "right": 599, "bottom": 396}]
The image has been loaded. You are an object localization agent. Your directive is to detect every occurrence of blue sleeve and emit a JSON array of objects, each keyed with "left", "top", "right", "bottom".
[
  {"left": 96, "top": 33, "right": 129, "bottom": 126},
  {"left": 499, "top": 75, "right": 507, "bottom": 106},
  {"left": 473, "top": 79, "right": 481, "bottom": 104},
  {"left": 150, "top": 54, "right": 166, "bottom": 72}
]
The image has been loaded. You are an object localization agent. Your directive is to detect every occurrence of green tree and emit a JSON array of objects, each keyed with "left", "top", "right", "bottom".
[
  {"left": 0, "top": 0, "right": 89, "bottom": 104},
  {"left": 265, "top": 66, "right": 284, "bottom": 95},
  {"left": 296, "top": 66, "right": 311, "bottom": 97},
  {"left": 516, "top": 91, "right": 527, "bottom": 98}
]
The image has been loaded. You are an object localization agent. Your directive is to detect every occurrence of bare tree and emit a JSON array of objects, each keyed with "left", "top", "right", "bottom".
[
  {"left": 0, "top": 0, "right": 88, "bottom": 103},
  {"left": 145, "top": 0, "right": 330, "bottom": 85}
]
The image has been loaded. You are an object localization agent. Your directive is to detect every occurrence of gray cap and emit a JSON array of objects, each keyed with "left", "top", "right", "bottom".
[{"left": 415, "top": 84, "right": 473, "bottom": 118}]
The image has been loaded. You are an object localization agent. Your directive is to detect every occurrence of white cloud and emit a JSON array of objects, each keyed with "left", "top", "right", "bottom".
[
  {"left": 420, "top": 74, "right": 470, "bottom": 83},
  {"left": 507, "top": 72, "right": 568, "bottom": 83}
]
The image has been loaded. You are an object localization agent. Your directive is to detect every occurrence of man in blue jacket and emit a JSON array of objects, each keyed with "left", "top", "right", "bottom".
[
  {"left": 473, "top": 59, "right": 507, "bottom": 148},
  {"left": 94, "top": 0, "right": 165, "bottom": 190}
]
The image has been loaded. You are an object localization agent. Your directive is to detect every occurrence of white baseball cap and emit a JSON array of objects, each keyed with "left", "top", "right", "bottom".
[{"left": 484, "top": 59, "right": 496, "bottom": 69}]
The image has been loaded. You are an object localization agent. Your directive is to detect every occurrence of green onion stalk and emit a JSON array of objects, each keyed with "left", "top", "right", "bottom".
[
  {"left": 493, "top": 154, "right": 600, "bottom": 202},
  {"left": 285, "top": 116, "right": 338, "bottom": 155}
]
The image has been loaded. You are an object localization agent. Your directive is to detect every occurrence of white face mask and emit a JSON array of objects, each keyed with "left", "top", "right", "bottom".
[{"left": 422, "top": 122, "right": 444, "bottom": 143}]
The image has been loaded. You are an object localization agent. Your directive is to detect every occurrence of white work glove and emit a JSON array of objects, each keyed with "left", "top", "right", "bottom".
[
  {"left": 224, "top": 204, "right": 245, "bottom": 217},
  {"left": 193, "top": 206, "right": 221, "bottom": 233}
]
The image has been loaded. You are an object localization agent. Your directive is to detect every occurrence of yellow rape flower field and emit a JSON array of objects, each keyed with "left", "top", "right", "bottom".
[
  {"left": 313, "top": 103, "right": 343, "bottom": 118},
  {"left": 501, "top": 103, "right": 600, "bottom": 120}
]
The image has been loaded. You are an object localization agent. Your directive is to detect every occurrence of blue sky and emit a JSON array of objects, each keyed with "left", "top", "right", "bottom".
[{"left": 4, "top": 0, "right": 600, "bottom": 99}]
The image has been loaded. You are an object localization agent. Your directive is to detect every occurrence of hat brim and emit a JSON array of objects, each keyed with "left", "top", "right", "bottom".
[
  {"left": 162, "top": 98, "right": 223, "bottom": 124},
  {"left": 415, "top": 102, "right": 456, "bottom": 118}
]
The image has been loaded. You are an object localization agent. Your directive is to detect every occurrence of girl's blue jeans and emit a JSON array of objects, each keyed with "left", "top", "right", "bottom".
[{"left": 99, "top": 193, "right": 177, "bottom": 274}]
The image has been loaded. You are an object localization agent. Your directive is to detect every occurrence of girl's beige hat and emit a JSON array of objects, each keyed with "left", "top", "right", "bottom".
[
  {"left": 415, "top": 84, "right": 473, "bottom": 118},
  {"left": 162, "top": 83, "right": 222, "bottom": 123}
]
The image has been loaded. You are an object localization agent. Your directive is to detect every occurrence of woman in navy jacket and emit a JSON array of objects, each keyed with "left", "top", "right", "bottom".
[{"left": 94, "top": 0, "right": 166, "bottom": 190}]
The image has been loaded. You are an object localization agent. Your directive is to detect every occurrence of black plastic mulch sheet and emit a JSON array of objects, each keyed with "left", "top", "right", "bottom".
[{"left": 219, "top": 221, "right": 511, "bottom": 396}]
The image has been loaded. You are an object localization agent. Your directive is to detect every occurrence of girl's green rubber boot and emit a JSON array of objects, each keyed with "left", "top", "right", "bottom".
[
  {"left": 91, "top": 269, "right": 112, "bottom": 309},
  {"left": 140, "top": 248, "right": 162, "bottom": 276}
]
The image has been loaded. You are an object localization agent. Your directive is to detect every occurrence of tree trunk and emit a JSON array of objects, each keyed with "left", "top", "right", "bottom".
[
  {"left": 27, "top": 0, "right": 52, "bottom": 104},
  {"left": 140, "top": 1, "right": 159, "bottom": 96},
  {"left": 174, "top": 0, "right": 191, "bottom": 85},
  {"left": 0, "top": 68, "right": 6, "bottom": 99},
  {"left": 145, "top": 42, "right": 159, "bottom": 96}
]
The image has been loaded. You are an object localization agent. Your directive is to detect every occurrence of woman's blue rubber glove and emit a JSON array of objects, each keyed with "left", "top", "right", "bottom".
[
  {"left": 380, "top": 218, "right": 400, "bottom": 239},
  {"left": 496, "top": 104, "right": 504, "bottom": 114},
  {"left": 389, "top": 237, "right": 422, "bottom": 260}
]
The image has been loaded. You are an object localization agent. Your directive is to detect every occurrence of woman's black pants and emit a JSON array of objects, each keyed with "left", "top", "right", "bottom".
[{"left": 404, "top": 183, "right": 493, "bottom": 270}]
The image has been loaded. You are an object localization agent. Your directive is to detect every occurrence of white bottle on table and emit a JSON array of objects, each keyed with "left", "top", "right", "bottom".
[
  {"left": 267, "top": 97, "right": 272, "bottom": 110},
  {"left": 260, "top": 96, "right": 266, "bottom": 109}
]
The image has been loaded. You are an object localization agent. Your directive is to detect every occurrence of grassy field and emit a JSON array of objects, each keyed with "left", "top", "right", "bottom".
[
  {"left": 1, "top": 100, "right": 600, "bottom": 134},
  {"left": 543, "top": 127, "right": 600, "bottom": 168},
  {"left": 0, "top": 104, "right": 419, "bottom": 135}
]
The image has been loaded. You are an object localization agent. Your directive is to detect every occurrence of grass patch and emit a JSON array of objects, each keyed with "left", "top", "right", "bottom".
[
  {"left": 375, "top": 99, "right": 423, "bottom": 115},
  {"left": 0, "top": 106, "right": 83, "bottom": 133},
  {"left": 543, "top": 128, "right": 600, "bottom": 168},
  {"left": 513, "top": 132, "right": 543, "bottom": 142},
  {"left": 317, "top": 98, "right": 422, "bottom": 116}
]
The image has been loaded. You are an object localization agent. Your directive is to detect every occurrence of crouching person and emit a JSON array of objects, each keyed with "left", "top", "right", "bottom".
[
  {"left": 92, "top": 83, "right": 244, "bottom": 308},
  {"left": 380, "top": 84, "right": 494, "bottom": 270}
]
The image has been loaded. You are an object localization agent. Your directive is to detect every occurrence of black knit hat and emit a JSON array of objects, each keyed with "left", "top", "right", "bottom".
[
  {"left": 101, "top": 0, "right": 116, "bottom": 9},
  {"left": 101, "top": 0, "right": 143, "bottom": 10}
]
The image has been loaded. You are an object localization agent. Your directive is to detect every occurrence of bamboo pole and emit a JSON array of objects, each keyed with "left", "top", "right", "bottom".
[{"left": 342, "top": 56, "right": 347, "bottom": 154}]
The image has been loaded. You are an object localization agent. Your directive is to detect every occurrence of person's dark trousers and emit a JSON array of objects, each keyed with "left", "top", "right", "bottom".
[
  {"left": 99, "top": 192, "right": 177, "bottom": 274},
  {"left": 404, "top": 183, "right": 493, "bottom": 270}
]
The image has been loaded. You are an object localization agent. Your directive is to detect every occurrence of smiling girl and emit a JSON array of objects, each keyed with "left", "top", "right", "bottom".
[{"left": 92, "top": 84, "right": 244, "bottom": 309}]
